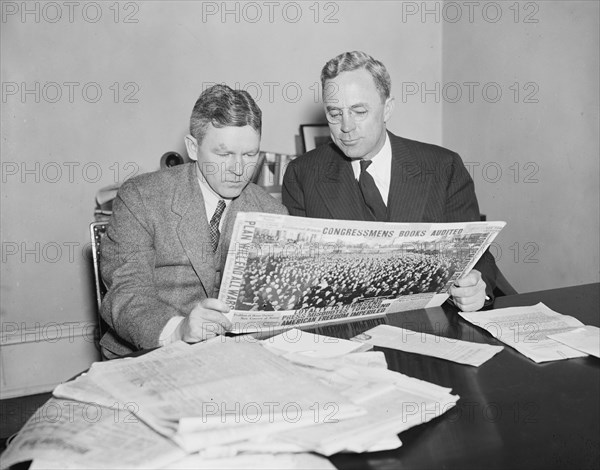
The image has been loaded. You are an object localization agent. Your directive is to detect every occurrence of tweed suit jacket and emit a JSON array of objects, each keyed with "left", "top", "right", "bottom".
[
  {"left": 100, "top": 162, "right": 287, "bottom": 357},
  {"left": 282, "top": 131, "right": 498, "bottom": 297}
]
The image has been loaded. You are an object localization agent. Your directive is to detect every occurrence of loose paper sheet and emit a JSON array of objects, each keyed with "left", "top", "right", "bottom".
[
  {"left": 459, "top": 302, "right": 588, "bottom": 362},
  {"left": 162, "top": 452, "right": 337, "bottom": 469},
  {"left": 0, "top": 398, "right": 186, "bottom": 470},
  {"left": 351, "top": 324, "right": 503, "bottom": 366},
  {"left": 261, "top": 328, "right": 372, "bottom": 358},
  {"left": 78, "top": 338, "right": 365, "bottom": 452},
  {"left": 547, "top": 325, "right": 600, "bottom": 358}
]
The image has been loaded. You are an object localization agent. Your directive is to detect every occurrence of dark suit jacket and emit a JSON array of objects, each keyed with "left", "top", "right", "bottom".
[
  {"left": 100, "top": 162, "right": 287, "bottom": 357},
  {"left": 282, "top": 131, "right": 498, "bottom": 297}
]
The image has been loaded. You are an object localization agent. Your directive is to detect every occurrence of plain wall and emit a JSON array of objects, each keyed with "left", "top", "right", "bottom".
[
  {"left": 442, "top": 0, "right": 599, "bottom": 292},
  {"left": 1, "top": 1, "right": 598, "bottom": 397},
  {"left": 1, "top": 1, "right": 442, "bottom": 397}
]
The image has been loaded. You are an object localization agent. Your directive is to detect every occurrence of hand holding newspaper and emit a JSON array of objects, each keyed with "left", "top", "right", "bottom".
[{"left": 219, "top": 213, "right": 505, "bottom": 332}]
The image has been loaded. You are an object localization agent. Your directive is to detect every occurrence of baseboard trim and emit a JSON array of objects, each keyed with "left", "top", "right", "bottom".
[{"left": 1, "top": 383, "right": 56, "bottom": 400}]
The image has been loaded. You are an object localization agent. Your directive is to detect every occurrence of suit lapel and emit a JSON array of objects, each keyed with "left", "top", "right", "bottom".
[
  {"left": 387, "top": 133, "right": 429, "bottom": 222},
  {"left": 171, "top": 164, "right": 216, "bottom": 298},
  {"left": 318, "top": 146, "right": 368, "bottom": 221}
]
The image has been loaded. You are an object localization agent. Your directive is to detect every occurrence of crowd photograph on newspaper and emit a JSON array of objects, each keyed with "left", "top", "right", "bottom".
[{"left": 230, "top": 220, "right": 497, "bottom": 312}]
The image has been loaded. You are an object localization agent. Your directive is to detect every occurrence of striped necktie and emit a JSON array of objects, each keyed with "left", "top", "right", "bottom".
[{"left": 209, "top": 200, "right": 226, "bottom": 252}]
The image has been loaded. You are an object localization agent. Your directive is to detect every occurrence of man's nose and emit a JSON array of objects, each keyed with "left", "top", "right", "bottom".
[
  {"left": 340, "top": 111, "right": 356, "bottom": 133},
  {"left": 227, "top": 154, "right": 244, "bottom": 175}
]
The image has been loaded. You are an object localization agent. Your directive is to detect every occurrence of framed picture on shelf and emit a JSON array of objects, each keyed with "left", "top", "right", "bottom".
[{"left": 300, "top": 124, "right": 332, "bottom": 153}]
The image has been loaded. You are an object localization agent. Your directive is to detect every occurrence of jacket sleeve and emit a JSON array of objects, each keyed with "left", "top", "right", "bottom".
[
  {"left": 100, "top": 180, "right": 182, "bottom": 350},
  {"left": 444, "top": 153, "right": 499, "bottom": 301},
  {"left": 281, "top": 160, "right": 307, "bottom": 217}
]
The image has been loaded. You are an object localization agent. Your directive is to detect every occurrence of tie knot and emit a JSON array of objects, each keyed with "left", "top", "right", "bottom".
[
  {"left": 360, "top": 160, "right": 372, "bottom": 172},
  {"left": 211, "top": 200, "right": 226, "bottom": 224}
]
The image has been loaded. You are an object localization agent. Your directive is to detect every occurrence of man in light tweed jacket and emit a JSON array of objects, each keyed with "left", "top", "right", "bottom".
[{"left": 100, "top": 85, "right": 287, "bottom": 358}]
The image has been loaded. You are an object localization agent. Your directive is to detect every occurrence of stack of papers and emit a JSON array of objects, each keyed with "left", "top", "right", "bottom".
[
  {"left": 459, "top": 302, "right": 593, "bottom": 363},
  {"left": 2, "top": 332, "right": 460, "bottom": 469}
]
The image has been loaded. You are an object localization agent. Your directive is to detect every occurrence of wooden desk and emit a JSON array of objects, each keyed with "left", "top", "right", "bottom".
[{"left": 312, "top": 283, "right": 600, "bottom": 470}]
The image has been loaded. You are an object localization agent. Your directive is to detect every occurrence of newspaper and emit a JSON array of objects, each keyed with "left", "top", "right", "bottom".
[
  {"left": 3, "top": 333, "right": 460, "bottom": 467},
  {"left": 0, "top": 398, "right": 186, "bottom": 470},
  {"left": 219, "top": 213, "right": 505, "bottom": 333},
  {"left": 70, "top": 338, "right": 365, "bottom": 452}
]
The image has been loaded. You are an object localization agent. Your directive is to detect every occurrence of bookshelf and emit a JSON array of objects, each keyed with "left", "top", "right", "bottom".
[{"left": 254, "top": 151, "right": 296, "bottom": 201}]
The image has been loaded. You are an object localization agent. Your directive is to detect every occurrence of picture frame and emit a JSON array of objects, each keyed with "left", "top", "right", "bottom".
[{"left": 300, "top": 124, "right": 332, "bottom": 153}]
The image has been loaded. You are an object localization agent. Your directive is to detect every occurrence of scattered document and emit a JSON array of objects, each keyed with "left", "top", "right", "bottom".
[
  {"left": 459, "top": 303, "right": 588, "bottom": 363},
  {"left": 269, "top": 362, "right": 459, "bottom": 455},
  {"left": 350, "top": 324, "right": 503, "bottom": 366},
  {"left": 4, "top": 334, "right": 461, "bottom": 468},
  {"left": 261, "top": 328, "right": 372, "bottom": 358},
  {"left": 80, "top": 338, "right": 365, "bottom": 451},
  {"left": 162, "top": 452, "right": 337, "bottom": 469},
  {"left": 547, "top": 325, "right": 600, "bottom": 358},
  {"left": 0, "top": 398, "right": 186, "bottom": 470},
  {"left": 53, "top": 341, "right": 193, "bottom": 410}
]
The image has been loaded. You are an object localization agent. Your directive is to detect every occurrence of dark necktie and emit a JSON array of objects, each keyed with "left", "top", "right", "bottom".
[
  {"left": 359, "top": 160, "right": 387, "bottom": 221},
  {"left": 209, "top": 200, "right": 226, "bottom": 252}
]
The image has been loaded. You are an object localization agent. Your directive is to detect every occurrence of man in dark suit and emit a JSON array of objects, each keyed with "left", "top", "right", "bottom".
[
  {"left": 283, "top": 51, "right": 497, "bottom": 312},
  {"left": 101, "top": 85, "right": 287, "bottom": 358}
]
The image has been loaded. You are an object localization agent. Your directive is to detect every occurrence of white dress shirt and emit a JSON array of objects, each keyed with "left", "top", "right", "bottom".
[
  {"left": 158, "top": 167, "right": 231, "bottom": 345},
  {"left": 351, "top": 132, "right": 392, "bottom": 205}
]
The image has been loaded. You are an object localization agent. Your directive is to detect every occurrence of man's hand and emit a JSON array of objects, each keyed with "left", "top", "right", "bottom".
[
  {"left": 177, "top": 299, "right": 232, "bottom": 343},
  {"left": 448, "top": 269, "right": 487, "bottom": 312}
]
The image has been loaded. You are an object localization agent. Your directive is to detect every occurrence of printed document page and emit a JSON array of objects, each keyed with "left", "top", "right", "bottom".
[
  {"left": 351, "top": 324, "right": 503, "bottom": 366},
  {"left": 547, "top": 325, "right": 600, "bottom": 358},
  {"left": 82, "top": 338, "right": 364, "bottom": 452},
  {"left": 459, "top": 303, "right": 588, "bottom": 362},
  {"left": 0, "top": 398, "right": 186, "bottom": 470},
  {"left": 261, "top": 328, "right": 372, "bottom": 358}
]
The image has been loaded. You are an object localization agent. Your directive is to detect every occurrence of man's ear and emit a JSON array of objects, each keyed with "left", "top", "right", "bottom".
[
  {"left": 184, "top": 134, "right": 198, "bottom": 161},
  {"left": 383, "top": 96, "right": 395, "bottom": 123}
]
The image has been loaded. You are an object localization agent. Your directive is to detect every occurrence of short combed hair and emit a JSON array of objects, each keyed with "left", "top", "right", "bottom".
[
  {"left": 321, "top": 51, "right": 391, "bottom": 102},
  {"left": 189, "top": 84, "right": 261, "bottom": 143}
]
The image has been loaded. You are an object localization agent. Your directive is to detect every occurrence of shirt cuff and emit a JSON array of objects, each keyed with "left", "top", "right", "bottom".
[{"left": 158, "top": 316, "right": 185, "bottom": 346}]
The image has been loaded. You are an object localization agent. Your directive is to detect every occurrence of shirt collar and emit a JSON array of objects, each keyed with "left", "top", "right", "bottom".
[
  {"left": 351, "top": 132, "right": 392, "bottom": 179},
  {"left": 195, "top": 163, "right": 230, "bottom": 220}
]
